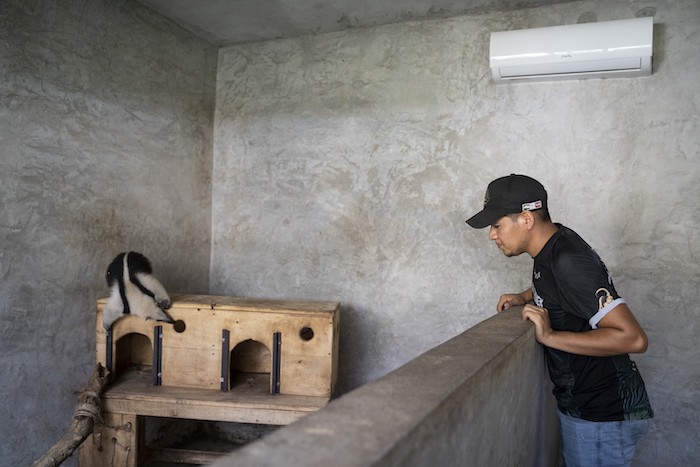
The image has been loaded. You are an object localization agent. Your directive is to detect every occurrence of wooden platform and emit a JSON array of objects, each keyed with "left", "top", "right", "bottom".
[
  {"left": 80, "top": 294, "right": 341, "bottom": 466},
  {"left": 104, "top": 369, "right": 329, "bottom": 425}
]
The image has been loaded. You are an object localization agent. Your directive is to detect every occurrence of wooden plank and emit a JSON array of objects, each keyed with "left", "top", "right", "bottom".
[
  {"left": 97, "top": 294, "right": 340, "bottom": 316},
  {"left": 103, "top": 371, "right": 328, "bottom": 425},
  {"left": 279, "top": 355, "right": 334, "bottom": 396},
  {"left": 162, "top": 347, "right": 220, "bottom": 389},
  {"left": 146, "top": 446, "right": 225, "bottom": 464},
  {"left": 78, "top": 413, "right": 140, "bottom": 467}
]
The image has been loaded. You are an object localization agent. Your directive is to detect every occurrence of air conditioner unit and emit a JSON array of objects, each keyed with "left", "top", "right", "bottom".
[{"left": 489, "top": 17, "right": 653, "bottom": 83}]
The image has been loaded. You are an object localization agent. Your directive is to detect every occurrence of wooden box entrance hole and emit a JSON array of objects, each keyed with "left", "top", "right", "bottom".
[{"left": 229, "top": 339, "right": 271, "bottom": 393}]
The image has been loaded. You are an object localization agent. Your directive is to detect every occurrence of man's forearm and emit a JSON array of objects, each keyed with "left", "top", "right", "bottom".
[
  {"left": 531, "top": 303, "right": 649, "bottom": 356},
  {"left": 540, "top": 327, "right": 648, "bottom": 356}
]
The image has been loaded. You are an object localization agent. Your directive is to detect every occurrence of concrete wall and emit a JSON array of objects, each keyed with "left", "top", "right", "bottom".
[
  {"left": 3, "top": 0, "right": 699, "bottom": 465},
  {"left": 0, "top": 1, "right": 216, "bottom": 465},
  {"left": 213, "top": 1, "right": 700, "bottom": 465},
  {"left": 210, "top": 307, "right": 560, "bottom": 467}
]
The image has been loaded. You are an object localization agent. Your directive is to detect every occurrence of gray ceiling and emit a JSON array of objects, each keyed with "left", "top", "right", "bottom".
[{"left": 136, "top": 0, "right": 578, "bottom": 46}]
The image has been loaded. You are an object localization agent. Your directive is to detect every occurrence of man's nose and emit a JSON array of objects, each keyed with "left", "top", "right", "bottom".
[{"left": 488, "top": 226, "right": 497, "bottom": 240}]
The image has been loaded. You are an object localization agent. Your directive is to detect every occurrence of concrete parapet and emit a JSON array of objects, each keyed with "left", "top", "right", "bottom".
[{"left": 210, "top": 306, "right": 560, "bottom": 467}]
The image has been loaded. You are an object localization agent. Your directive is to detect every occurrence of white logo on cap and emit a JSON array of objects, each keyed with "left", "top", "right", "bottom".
[{"left": 522, "top": 200, "right": 542, "bottom": 211}]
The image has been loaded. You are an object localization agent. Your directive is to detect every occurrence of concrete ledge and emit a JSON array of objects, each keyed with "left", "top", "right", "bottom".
[{"left": 210, "top": 306, "right": 559, "bottom": 467}]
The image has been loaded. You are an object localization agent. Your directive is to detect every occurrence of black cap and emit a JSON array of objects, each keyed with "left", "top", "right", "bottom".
[{"left": 466, "top": 174, "right": 547, "bottom": 229}]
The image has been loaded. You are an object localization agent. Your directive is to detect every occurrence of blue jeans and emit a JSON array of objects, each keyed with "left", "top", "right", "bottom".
[{"left": 558, "top": 410, "right": 650, "bottom": 467}]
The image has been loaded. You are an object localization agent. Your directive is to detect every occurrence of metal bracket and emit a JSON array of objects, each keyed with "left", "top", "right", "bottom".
[
  {"left": 271, "top": 332, "right": 282, "bottom": 395},
  {"left": 105, "top": 328, "right": 113, "bottom": 373},
  {"left": 221, "top": 329, "right": 230, "bottom": 391},
  {"left": 153, "top": 325, "right": 163, "bottom": 386}
]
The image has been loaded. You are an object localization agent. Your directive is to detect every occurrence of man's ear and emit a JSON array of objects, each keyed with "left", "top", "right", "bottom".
[{"left": 519, "top": 210, "right": 536, "bottom": 230}]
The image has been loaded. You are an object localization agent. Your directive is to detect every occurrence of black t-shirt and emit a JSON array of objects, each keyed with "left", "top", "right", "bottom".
[{"left": 532, "top": 225, "right": 653, "bottom": 422}]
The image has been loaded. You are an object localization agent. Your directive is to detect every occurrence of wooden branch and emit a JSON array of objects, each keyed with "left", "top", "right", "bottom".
[{"left": 32, "top": 363, "right": 111, "bottom": 467}]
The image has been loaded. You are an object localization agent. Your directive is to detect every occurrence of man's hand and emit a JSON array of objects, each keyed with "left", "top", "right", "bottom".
[
  {"left": 497, "top": 291, "right": 529, "bottom": 312},
  {"left": 521, "top": 304, "right": 553, "bottom": 345}
]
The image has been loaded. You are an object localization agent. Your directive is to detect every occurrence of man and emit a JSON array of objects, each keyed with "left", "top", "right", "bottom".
[{"left": 466, "top": 174, "right": 653, "bottom": 467}]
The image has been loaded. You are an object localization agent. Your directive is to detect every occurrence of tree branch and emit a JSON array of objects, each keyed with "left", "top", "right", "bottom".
[{"left": 32, "top": 363, "right": 111, "bottom": 467}]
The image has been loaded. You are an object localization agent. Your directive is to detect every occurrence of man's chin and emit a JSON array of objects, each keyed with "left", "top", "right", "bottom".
[{"left": 501, "top": 249, "right": 522, "bottom": 258}]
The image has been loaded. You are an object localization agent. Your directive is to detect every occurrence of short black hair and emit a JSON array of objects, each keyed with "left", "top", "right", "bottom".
[{"left": 507, "top": 208, "right": 551, "bottom": 223}]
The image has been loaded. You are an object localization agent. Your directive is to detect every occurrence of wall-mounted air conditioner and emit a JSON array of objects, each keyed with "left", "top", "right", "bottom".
[{"left": 489, "top": 17, "right": 653, "bottom": 83}]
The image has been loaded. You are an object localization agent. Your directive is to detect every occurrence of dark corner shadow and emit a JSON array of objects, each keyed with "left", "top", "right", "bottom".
[{"left": 332, "top": 303, "right": 380, "bottom": 398}]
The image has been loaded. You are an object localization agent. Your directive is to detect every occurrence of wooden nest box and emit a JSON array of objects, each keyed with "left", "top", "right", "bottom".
[
  {"left": 97, "top": 294, "right": 340, "bottom": 398},
  {"left": 82, "top": 294, "right": 340, "bottom": 466}
]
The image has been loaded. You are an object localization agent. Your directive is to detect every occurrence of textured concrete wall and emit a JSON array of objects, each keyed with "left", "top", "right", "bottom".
[
  {"left": 210, "top": 307, "right": 559, "bottom": 467},
  {"left": 213, "top": 1, "right": 700, "bottom": 465},
  {"left": 0, "top": 1, "right": 215, "bottom": 465}
]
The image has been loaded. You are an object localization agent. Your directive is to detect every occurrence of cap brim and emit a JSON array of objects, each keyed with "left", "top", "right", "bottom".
[{"left": 466, "top": 208, "right": 512, "bottom": 229}]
